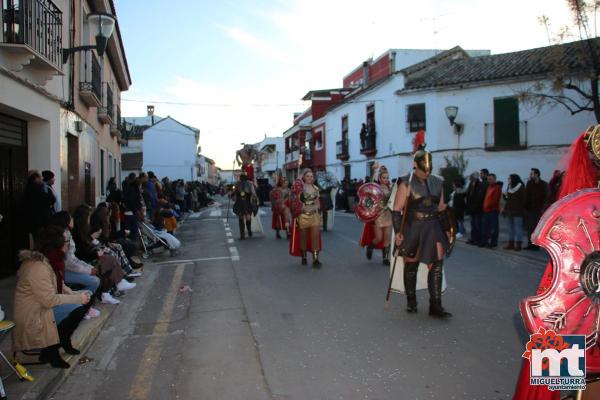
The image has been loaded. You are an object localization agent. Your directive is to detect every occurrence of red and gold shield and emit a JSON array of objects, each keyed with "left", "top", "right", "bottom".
[
  {"left": 270, "top": 188, "right": 283, "bottom": 213},
  {"left": 290, "top": 179, "right": 305, "bottom": 217},
  {"left": 520, "top": 188, "right": 600, "bottom": 373},
  {"left": 355, "top": 183, "right": 385, "bottom": 223}
]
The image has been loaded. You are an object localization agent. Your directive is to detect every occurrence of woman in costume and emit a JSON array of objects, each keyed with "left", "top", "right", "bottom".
[
  {"left": 233, "top": 172, "right": 256, "bottom": 240},
  {"left": 359, "top": 164, "right": 393, "bottom": 265},
  {"left": 392, "top": 144, "right": 452, "bottom": 318},
  {"left": 513, "top": 127, "right": 600, "bottom": 400},
  {"left": 270, "top": 177, "right": 291, "bottom": 239},
  {"left": 289, "top": 169, "right": 322, "bottom": 267}
]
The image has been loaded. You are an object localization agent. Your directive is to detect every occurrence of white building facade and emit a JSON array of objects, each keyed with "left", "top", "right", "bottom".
[
  {"left": 255, "top": 136, "right": 285, "bottom": 184},
  {"left": 142, "top": 117, "right": 200, "bottom": 181},
  {"left": 325, "top": 43, "right": 597, "bottom": 185}
]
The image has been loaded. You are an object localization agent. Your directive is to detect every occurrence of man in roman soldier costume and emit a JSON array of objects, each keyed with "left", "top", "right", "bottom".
[
  {"left": 357, "top": 163, "right": 393, "bottom": 265},
  {"left": 513, "top": 126, "right": 600, "bottom": 400},
  {"left": 270, "top": 176, "right": 291, "bottom": 239},
  {"left": 233, "top": 172, "right": 256, "bottom": 240},
  {"left": 391, "top": 144, "right": 452, "bottom": 318},
  {"left": 289, "top": 169, "right": 323, "bottom": 267}
]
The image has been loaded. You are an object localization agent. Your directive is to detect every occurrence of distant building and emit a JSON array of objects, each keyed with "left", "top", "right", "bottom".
[
  {"left": 121, "top": 107, "right": 203, "bottom": 181},
  {"left": 324, "top": 43, "right": 596, "bottom": 184},
  {"left": 254, "top": 136, "right": 284, "bottom": 184}
]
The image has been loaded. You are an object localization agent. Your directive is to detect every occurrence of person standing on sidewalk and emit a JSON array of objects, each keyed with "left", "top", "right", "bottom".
[
  {"left": 448, "top": 179, "right": 466, "bottom": 238},
  {"left": 465, "top": 172, "right": 484, "bottom": 245},
  {"left": 502, "top": 174, "right": 526, "bottom": 251},
  {"left": 42, "top": 170, "right": 59, "bottom": 213},
  {"left": 481, "top": 173, "right": 501, "bottom": 248},
  {"left": 523, "top": 168, "right": 548, "bottom": 250}
]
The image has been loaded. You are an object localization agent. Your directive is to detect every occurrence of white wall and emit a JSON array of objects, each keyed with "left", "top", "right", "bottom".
[
  {"left": 143, "top": 118, "right": 199, "bottom": 181},
  {"left": 325, "top": 75, "right": 596, "bottom": 186}
]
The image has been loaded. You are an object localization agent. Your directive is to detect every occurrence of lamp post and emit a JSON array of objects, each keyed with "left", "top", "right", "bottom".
[
  {"left": 63, "top": 13, "right": 116, "bottom": 64},
  {"left": 444, "top": 106, "right": 463, "bottom": 135}
]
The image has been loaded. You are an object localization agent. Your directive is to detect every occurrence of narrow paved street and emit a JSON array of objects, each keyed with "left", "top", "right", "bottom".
[{"left": 51, "top": 199, "right": 548, "bottom": 400}]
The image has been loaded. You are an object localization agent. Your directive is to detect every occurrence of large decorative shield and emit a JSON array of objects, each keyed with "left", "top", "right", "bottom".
[
  {"left": 355, "top": 183, "right": 385, "bottom": 223},
  {"left": 316, "top": 171, "right": 339, "bottom": 189},
  {"left": 520, "top": 188, "right": 600, "bottom": 373},
  {"left": 290, "top": 179, "right": 305, "bottom": 218}
]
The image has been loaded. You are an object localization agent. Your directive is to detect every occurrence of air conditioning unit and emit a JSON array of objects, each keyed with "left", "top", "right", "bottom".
[{"left": 74, "top": 121, "right": 84, "bottom": 132}]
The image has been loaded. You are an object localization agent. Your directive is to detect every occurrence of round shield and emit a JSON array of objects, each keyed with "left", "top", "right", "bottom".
[
  {"left": 316, "top": 171, "right": 339, "bottom": 189},
  {"left": 355, "top": 183, "right": 385, "bottom": 223},
  {"left": 520, "top": 189, "right": 600, "bottom": 372}
]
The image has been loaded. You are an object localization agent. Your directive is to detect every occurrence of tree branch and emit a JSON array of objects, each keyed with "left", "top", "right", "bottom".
[
  {"left": 563, "top": 79, "right": 594, "bottom": 100},
  {"left": 530, "top": 92, "right": 595, "bottom": 114}
]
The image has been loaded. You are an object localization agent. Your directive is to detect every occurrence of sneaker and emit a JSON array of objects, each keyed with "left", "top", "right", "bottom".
[
  {"left": 117, "top": 279, "right": 137, "bottom": 291},
  {"left": 101, "top": 292, "right": 120, "bottom": 304},
  {"left": 127, "top": 271, "right": 142, "bottom": 278},
  {"left": 84, "top": 307, "right": 101, "bottom": 320}
]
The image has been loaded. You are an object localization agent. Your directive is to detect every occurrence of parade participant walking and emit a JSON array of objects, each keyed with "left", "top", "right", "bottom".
[
  {"left": 358, "top": 164, "right": 393, "bottom": 265},
  {"left": 391, "top": 144, "right": 452, "bottom": 318},
  {"left": 269, "top": 177, "right": 291, "bottom": 239},
  {"left": 289, "top": 169, "right": 322, "bottom": 267},
  {"left": 233, "top": 172, "right": 256, "bottom": 240}
]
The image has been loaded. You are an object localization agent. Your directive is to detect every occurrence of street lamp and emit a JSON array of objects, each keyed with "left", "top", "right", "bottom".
[
  {"left": 444, "top": 106, "right": 463, "bottom": 135},
  {"left": 445, "top": 106, "right": 458, "bottom": 126},
  {"left": 63, "top": 13, "right": 116, "bottom": 64}
]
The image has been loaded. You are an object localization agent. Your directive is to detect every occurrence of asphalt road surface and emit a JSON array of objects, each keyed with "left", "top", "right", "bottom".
[{"left": 51, "top": 200, "right": 548, "bottom": 400}]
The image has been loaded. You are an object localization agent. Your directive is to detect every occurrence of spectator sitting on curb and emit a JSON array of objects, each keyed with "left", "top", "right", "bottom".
[{"left": 13, "top": 225, "right": 91, "bottom": 369}]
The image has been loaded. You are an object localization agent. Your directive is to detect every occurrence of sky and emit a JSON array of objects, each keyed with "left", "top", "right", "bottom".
[{"left": 114, "top": 0, "right": 577, "bottom": 169}]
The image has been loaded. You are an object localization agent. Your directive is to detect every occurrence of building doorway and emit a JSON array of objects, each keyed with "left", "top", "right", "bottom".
[{"left": 0, "top": 113, "right": 28, "bottom": 277}]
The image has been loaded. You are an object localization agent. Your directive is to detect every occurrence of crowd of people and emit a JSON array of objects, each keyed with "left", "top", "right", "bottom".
[
  {"left": 332, "top": 166, "right": 559, "bottom": 253},
  {"left": 10, "top": 169, "right": 214, "bottom": 369},
  {"left": 452, "top": 167, "right": 556, "bottom": 251}
]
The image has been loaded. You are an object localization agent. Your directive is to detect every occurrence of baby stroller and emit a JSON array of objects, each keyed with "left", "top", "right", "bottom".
[{"left": 138, "top": 219, "right": 180, "bottom": 259}]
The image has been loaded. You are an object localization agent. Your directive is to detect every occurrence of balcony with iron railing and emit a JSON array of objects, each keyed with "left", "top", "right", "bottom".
[
  {"left": 111, "top": 104, "right": 121, "bottom": 136},
  {"left": 0, "top": 0, "right": 63, "bottom": 73},
  {"left": 336, "top": 139, "right": 349, "bottom": 161},
  {"left": 79, "top": 50, "right": 102, "bottom": 108},
  {"left": 484, "top": 121, "right": 528, "bottom": 151},
  {"left": 98, "top": 83, "right": 114, "bottom": 125}
]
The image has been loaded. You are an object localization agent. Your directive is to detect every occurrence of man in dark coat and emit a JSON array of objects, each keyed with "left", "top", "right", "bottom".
[
  {"left": 23, "top": 171, "right": 55, "bottom": 241},
  {"left": 524, "top": 168, "right": 548, "bottom": 250},
  {"left": 465, "top": 172, "right": 485, "bottom": 245}
]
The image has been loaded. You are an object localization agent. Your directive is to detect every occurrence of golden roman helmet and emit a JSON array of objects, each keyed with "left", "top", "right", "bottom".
[
  {"left": 583, "top": 124, "right": 600, "bottom": 167},
  {"left": 413, "top": 143, "right": 432, "bottom": 173}
]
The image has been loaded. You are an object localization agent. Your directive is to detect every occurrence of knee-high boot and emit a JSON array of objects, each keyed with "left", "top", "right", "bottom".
[
  {"left": 428, "top": 260, "right": 452, "bottom": 318},
  {"left": 238, "top": 218, "right": 245, "bottom": 240},
  {"left": 58, "top": 306, "right": 87, "bottom": 355},
  {"left": 382, "top": 246, "right": 390, "bottom": 266},
  {"left": 246, "top": 219, "right": 252, "bottom": 237},
  {"left": 404, "top": 261, "right": 419, "bottom": 313},
  {"left": 312, "top": 250, "right": 321, "bottom": 268}
]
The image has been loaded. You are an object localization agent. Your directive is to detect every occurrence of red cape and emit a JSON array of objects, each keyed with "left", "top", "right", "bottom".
[
  {"left": 289, "top": 218, "right": 322, "bottom": 256},
  {"left": 359, "top": 222, "right": 385, "bottom": 249}
]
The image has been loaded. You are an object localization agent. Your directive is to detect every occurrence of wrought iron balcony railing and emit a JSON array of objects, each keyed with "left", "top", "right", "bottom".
[
  {"left": 484, "top": 121, "right": 528, "bottom": 151},
  {"left": 1, "top": 0, "right": 63, "bottom": 70},
  {"left": 79, "top": 50, "right": 102, "bottom": 107}
]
